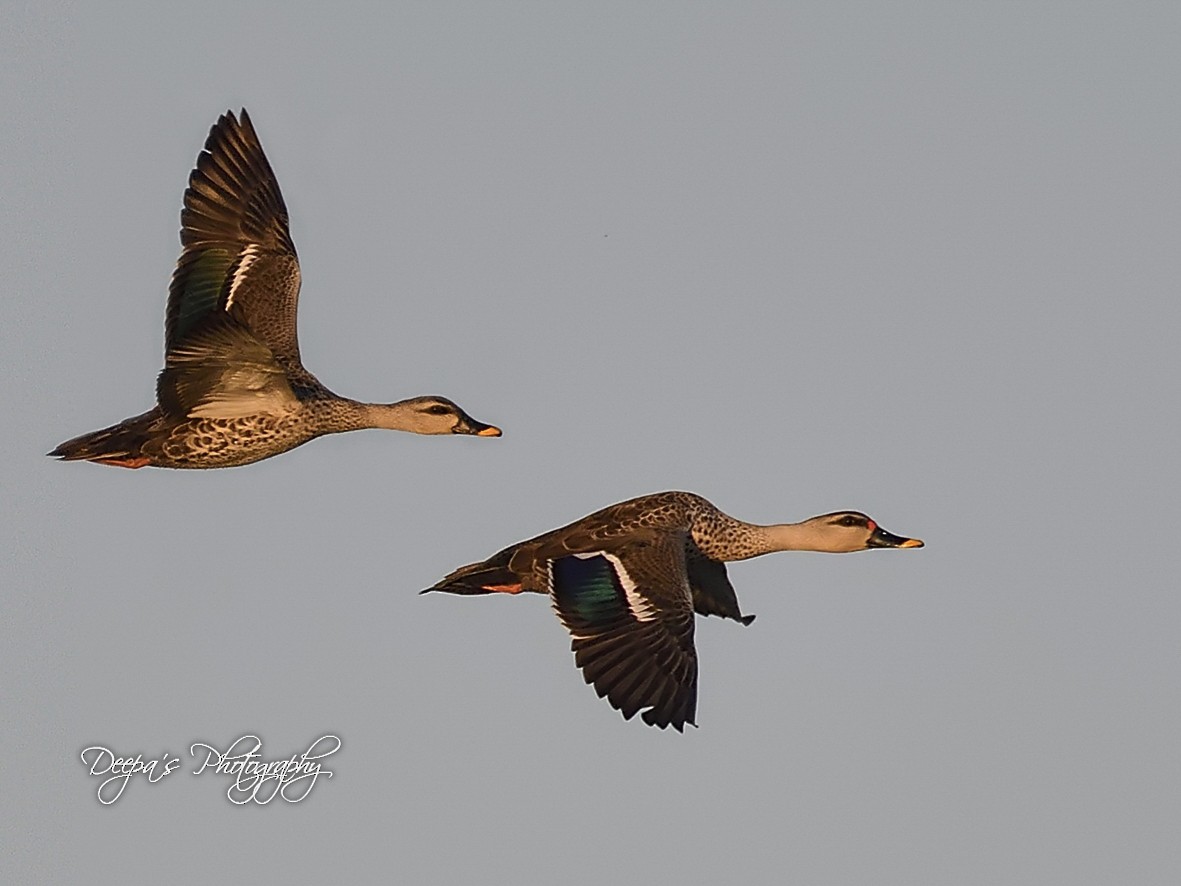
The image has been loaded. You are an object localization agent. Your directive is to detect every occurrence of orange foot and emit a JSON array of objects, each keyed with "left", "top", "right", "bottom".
[
  {"left": 94, "top": 456, "right": 152, "bottom": 469},
  {"left": 483, "top": 583, "right": 524, "bottom": 594}
]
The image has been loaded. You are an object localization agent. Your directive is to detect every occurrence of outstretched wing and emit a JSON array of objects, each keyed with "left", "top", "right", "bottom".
[
  {"left": 165, "top": 109, "right": 303, "bottom": 366},
  {"left": 548, "top": 532, "right": 697, "bottom": 731},
  {"left": 157, "top": 309, "right": 296, "bottom": 419},
  {"left": 686, "top": 539, "right": 756, "bottom": 625}
]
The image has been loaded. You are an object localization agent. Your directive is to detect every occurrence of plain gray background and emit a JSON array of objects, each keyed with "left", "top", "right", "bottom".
[{"left": 3, "top": 2, "right": 1179, "bottom": 883}]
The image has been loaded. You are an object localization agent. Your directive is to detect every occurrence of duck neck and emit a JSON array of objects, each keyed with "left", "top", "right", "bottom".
[
  {"left": 747, "top": 522, "right": 831, "bottom": 556},
  {"left": 312, "top": 399, "right": 427, "bottom": 434},
  {"left": 693, "top": 516, "right": 825, "bottom": 562}
]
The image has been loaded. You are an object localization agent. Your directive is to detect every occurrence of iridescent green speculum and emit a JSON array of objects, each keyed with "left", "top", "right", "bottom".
[
  {"left": 553, "top": 556, "right": 622, "bottom": 622},
  {"left": 176, "top": 249, "right": 234, "bottom": 341}
]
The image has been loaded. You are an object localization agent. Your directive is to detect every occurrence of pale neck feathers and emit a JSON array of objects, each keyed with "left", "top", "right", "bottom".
[
  {"left": 313, "top": 399, "right": 450, "bottom": 434},
  {"left": 693, "top": 513, "right": 861, "bottom": 560}
]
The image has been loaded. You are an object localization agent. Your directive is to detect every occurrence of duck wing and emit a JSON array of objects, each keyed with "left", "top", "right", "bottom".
[
  {"left": 548, "top": 531, "right": 697, "bottom": 731},
  {"left": 165, "top": 110, "right": 303, "bottom": 369},
  {"left": 685, "top": 539, "right": 756, "bottom": 626},
  {"left": 157, "top": 310, "right": 296, "bottom": 419}
]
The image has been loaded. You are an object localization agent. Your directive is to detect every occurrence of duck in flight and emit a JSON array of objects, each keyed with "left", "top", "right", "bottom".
[
  {"left": 50, "top": 109, "right": 500, "bottom": 469},
  {"left": 425, "top": 491, "right": 923, "bottom": 731}
]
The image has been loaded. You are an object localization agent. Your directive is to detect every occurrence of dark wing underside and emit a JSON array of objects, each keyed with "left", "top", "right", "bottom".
[
  {"left": 165, "top": 110, "right": 303, "bottom": 366},
  {"left": 548, "top": 532, "right": 697, "bottom": 731},
  {"left": 686, "top": 539, "right": 755, "bottom": 625}
]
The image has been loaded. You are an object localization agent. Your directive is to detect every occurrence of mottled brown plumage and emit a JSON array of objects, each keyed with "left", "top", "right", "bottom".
[
  {"left": 425, "top": 491, "right": 924, "bottom": 730},
  {"left": 51, "top": 110, "right": 500, "bottom": 469}
]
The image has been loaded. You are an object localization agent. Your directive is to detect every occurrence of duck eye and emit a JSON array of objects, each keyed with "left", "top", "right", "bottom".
[
  {"left": 842, "top": 515, "right": 858, "bottom": 527},
  {"left": 424, "top": 404, "right": 453, "bottom": 416}
]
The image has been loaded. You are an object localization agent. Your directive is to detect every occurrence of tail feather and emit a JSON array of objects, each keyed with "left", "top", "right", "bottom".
[
  {"left": 423, "top": 549, "right": 523, "bottom": 595},
  {"left": 49, "top": 411, "right": 155, "bottom": 465}
]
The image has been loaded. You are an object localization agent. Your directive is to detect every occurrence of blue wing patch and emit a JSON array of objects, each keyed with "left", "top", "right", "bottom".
[{"left": 550, "top": 553, "right": 627, "bottom": 632}]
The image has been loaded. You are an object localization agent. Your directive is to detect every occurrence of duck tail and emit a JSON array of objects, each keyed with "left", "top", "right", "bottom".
[
  {"left": 421, "top": 550, "right": 524, "bottom": 596},
  {"left": 48, "top": 411, "right": 156, "bottom": 468}
]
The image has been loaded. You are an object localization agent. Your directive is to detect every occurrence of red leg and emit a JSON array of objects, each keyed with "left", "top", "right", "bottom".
[
  {"left": 483, "top": 583, "right": 524, "bottom": 594},
  {"left": 94, "top": 456, "right": 152, "bottom": 469}
]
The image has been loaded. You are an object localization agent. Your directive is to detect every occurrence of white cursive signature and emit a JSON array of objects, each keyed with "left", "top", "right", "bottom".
[
  {"left": 79, "top": 747, "right": 182, "bottom": 805},
  {"left": 189, "top": 734, "right": 340, "bottom": 805},
  {"left": 79, "top": 734, "right": 341, "bottom": 805}
]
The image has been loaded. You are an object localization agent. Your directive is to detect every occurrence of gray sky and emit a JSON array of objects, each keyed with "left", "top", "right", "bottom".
[{"left": 3, "top": 2, "right": 1180, "bottom": 883}]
